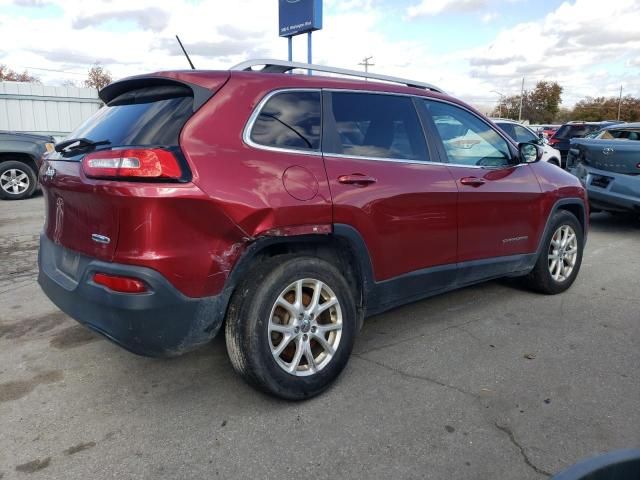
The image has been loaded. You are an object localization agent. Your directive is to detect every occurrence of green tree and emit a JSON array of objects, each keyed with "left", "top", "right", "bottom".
[
  {"left": 0, "top": 64, "right": 39, "bottom": 83},
  {"left": 571, "top": 96, "right": 640, "bottom": 122},
  {"left": 492, "top": 81, "right": 563, "bottom": 123},
  {"left": 84, "top": 63, "right": 113, "bottom": 91}
]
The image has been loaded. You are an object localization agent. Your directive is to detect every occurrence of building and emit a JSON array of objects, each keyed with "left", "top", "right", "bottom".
[{"left": 0, "top": 81, "right": 102, "bottom": 140}]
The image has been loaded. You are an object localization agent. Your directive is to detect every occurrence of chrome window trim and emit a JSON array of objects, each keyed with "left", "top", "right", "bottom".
[
  {"left": 242, "top": 88, "right": 323, "bottom": 157},
  {"left": 243, "top": 87, "right": 523, "bottom": 169}
]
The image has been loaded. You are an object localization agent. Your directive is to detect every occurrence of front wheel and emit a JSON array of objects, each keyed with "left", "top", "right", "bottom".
[
  {"left": 225, "top": 255, "right": 357, "bottom": 400},
  {"left": 524, "top": 210, "right": 584, "bottom": 294}
]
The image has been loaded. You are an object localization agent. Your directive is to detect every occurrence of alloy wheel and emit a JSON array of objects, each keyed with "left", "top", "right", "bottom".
[
  {"left": 548, "top": 225, "right": 579, "bottom": 282},
  {"left": 268, "top": 278, "right": 343, "bottom": 376},
  {"left": 1, "top": 168, "right": 30, "bottom": 195}
]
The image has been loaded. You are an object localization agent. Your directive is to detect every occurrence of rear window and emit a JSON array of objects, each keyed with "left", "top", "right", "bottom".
[
  {"left": 555, "top": 124, "right": 600, "bottom": 140},
  {"left": 68, "top": 85, "right": 194, "bottom": 147},
  {"left": 249, "top": 91, "right": 321, "bottom": 151}
]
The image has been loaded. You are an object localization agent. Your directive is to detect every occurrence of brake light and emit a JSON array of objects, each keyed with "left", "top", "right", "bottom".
[
  {"left": 82, "top": 149, "right": 182, "bottom": 179},
  {"left": 93, "top": 273, "right": 148, "bottom": 294}
]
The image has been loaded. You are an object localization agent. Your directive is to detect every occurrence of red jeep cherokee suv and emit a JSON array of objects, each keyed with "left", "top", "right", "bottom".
[{"left": 38, "top": 60, "right": 587, "bottom": 400}]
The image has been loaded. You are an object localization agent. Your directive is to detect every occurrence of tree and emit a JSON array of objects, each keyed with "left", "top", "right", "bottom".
[
  {"left": 571, "top": 96, "right": 640, "bottom": 122},
  {"left": 84, "top": 63, "right": 113, "bottom": 91},
  {"left": 0, "top": 64, "right": 39, "bottom": 83},
  {"left": 491, "top": 81, "right": 563, "bottom": 123},
  {"left": 526, "top": 81, "right": 563, "bottom": 123}
]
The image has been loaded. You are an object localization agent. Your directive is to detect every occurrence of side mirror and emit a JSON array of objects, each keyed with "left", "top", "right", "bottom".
[{"left": 518, "top": 142, "right": 542, "bottom": 163}]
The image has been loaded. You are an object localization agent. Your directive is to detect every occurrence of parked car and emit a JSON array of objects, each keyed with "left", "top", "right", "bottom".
[
  {"left": 38, "top": 60, "right": 588, "bottom": 400},
  {"left": 0, "top": 131, "right": 54, "bottom": 200},
  {"left": 548, "top": 121, "right": 620, "bottom": 168},
  {"left": 567, "top": 123, "right": 640, "bottom": 214},
  {"left": 493, "top": 119, "right": 562, "bottom": 166}
]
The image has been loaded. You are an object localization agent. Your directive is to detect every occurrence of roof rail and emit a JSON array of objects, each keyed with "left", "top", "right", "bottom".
[{"left": 230, "top": 59, "right": 445, "bottom": 94}]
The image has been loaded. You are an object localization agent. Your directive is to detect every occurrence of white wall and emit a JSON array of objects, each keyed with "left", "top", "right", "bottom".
[{"left": 0, "top": 81, "right": 102, "bottom": 140}]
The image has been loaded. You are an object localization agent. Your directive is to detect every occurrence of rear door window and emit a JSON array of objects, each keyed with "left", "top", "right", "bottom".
[
  {"left": 69, "top": 85, "right": 194, "bottom": 148},
  {"left": 249, "top": 91, "right": 321, "bottom": 151},
  {"left": 325, "top": 92, "right": 429, "bottom": 161}
]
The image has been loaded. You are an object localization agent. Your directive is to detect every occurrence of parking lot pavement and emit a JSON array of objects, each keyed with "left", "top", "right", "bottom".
[{"left": 0, "top": 196, "right": 638, "bottom": 480}]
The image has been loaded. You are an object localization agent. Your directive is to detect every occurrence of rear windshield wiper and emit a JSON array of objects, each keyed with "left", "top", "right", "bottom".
[{"left": 54, "top": 138, "right": 111, "bottom": 153}]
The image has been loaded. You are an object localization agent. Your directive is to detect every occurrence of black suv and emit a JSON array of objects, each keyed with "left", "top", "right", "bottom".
[
  {"left": 548, "top": 121, "right": 620, "bottom": 168},
  {"left": 0, "top": 131, "right": 54, "bottom": 200}
]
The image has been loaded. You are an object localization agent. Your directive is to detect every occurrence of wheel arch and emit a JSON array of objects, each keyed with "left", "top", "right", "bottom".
[
  {"left": 0, "top": 152, "right": 39, "bottom": 173},
  {"left": 536, "top": 198, "right": 588, "bottom": 257},
  {"left": 225, "top": 226, "right": 374, "bottom": 329}
]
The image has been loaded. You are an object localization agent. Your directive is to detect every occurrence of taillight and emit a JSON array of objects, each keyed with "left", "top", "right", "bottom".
[
  {"left": 93, "top": 273, "right": 148, "bottom": 294},
  {"left": 82, "top": 148, "right": 182, "bottom": 180}
]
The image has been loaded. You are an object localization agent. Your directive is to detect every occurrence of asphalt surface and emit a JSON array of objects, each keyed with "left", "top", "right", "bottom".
[{"left": 1, "top": 195, "right": 639, "bottom": 480}]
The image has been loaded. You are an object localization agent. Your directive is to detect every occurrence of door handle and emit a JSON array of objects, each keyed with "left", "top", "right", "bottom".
[
  {"left": 460, "top": 176, "right": 486, "bottom": 187},
  {"left": 338, "top": 174, "right": 377, "bottom": 186}
]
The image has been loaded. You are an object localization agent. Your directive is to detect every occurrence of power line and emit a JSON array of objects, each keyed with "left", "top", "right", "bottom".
[{"left": 13, "top": 66, "right": 86, "bottom": 76}]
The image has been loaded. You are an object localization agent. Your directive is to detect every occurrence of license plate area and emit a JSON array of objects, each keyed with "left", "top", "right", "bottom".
[
  {"left": 591, "top": 174, "right": 613, "bottom": 189},
  {"left": 58, "top": 248, "right": 81, "bottom": 281}
]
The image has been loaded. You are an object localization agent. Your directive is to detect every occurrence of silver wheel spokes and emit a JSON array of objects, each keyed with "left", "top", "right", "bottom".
[
  {"left": 269, "top": 278, "right": 343, "bottom": 377},
  {"left": 548, "top": 225, "right": 578, "bottom": 282},
  {"left": 1, "top": 169, "right": 30, "bottom": 194}
]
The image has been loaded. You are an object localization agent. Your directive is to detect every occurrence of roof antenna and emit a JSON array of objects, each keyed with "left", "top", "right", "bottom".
[{"left": 175, "top": 35, "right": 195, "bottom": 70}]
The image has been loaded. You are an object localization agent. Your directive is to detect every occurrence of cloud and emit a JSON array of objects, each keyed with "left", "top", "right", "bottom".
[
  {"left": 72, "top": 8, "right": 170, "bottom": 32},
  {"left": 469, "top": 55, "right": 524, "bottom": 67},
  {"left": 13, "top": 0, "right": 50, "bottom": 6},
  {"left": 31, "top": 48, "right": 121, "bottom": 65},
  {"left": 153, "top": 38, "right": 269, "bottom": 60},
  {"left": 406, "top": 0, "right": 487, "bottom": 18},
  {"left": 481, "top": 12, "right": 498, "bottom": 23}
]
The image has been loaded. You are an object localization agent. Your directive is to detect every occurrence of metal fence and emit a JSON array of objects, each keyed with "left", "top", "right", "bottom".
[{"left": 0, "top": 81, "right": 102, "bottom": 140}]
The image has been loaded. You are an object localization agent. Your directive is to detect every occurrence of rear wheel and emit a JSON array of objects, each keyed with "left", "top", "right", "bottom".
[
  {"left": 0, "top": 161, "right": 37, "bottom": 200},
  {"left": 524, "top": 210, "right": 583, "bottom": 294},
  {"left": 225, "top": 255, "right": 357, "bottom": 400}
]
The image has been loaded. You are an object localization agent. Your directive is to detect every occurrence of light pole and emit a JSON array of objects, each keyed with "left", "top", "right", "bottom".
[
  {"left": 618, "top": 85, "right": 623, "bottom": 121},
  {"left": 491, "top": 90, "right": 505, "bottom": 118}
]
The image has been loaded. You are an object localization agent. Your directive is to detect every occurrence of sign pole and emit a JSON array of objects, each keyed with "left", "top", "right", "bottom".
[
  {"left": 307, "top": 32, "right": 312, "bottom": 75},
  {"left": 288, "top": 37, "right": 293, "bottom": 62}
]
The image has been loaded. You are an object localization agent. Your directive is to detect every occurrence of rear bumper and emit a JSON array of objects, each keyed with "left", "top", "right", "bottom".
[
  {"left": 38, "top": 234, "right": 229, "bottom": 357},
  {"left": 572, "top": 164, "right": 640, "bottom": 213}
]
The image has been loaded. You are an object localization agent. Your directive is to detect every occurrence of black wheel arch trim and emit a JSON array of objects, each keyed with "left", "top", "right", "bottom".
[{"left": 535, "top": 198, "right": 588, "bottom": 259}]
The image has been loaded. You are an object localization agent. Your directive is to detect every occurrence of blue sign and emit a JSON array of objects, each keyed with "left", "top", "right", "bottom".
[{"left": 279, "top": 0, "right": 323, "bottom": 37}]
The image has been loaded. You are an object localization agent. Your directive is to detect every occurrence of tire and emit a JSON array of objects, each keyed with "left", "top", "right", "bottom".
[
  {"left": 524, "top": 210, "right": 584, "bottom": 294},
  {"left": 225, "top": 255, "right": 357, "bottom": 400},
  {"left": 548, "top": 158, "right": 560, "bottom": 167},
  {"left": 0, "top": 161, "right": 37, "bottom": 200}
]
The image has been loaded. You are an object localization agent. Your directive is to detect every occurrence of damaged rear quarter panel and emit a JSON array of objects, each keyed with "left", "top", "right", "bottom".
[{"left": 179, "top": 73, "right": 333, "bottom": 240}]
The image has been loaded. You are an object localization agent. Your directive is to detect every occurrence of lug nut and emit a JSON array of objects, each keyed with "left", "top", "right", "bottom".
[
  {"left": 294, "top": 326, "right": 300, "bottom": 333},
  {"left": 303, "top": 334, "right": 308, "bottom": 341},
  {"left": 311, "top": 326, "right": 317, "bottom": 333}
]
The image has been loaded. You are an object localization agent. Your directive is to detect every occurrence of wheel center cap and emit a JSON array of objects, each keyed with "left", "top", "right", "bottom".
[{"left": 300, "top": 319, "right": 311, "bottom": 333}]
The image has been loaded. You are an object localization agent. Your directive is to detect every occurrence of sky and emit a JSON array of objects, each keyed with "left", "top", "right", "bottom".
[{"left": 1, "top": 0, "right": 639, "bottom": 112}]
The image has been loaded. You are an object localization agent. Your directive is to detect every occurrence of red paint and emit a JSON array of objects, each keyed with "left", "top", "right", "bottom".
[{"left": 40, "top": 69, "right": 587, "bottom": 298}]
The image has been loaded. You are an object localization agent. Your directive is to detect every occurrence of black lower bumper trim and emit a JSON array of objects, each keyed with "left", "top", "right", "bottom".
[{"left": 38, "top": 234, "right": 229, "bottom": 357}]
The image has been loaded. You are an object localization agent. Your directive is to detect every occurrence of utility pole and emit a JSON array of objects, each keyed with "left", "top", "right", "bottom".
[
  {"left": 617, "top": 85, "right": 623, "bottom": 121},
  {"left": 491, "top": 90, "right": 505, "bottom": 118},
  {"left": 518, "top": 77, "right": 524, "bottom": 122},
  {"left": 359, "top": 56, "right": 375, "bottom": 74}
]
